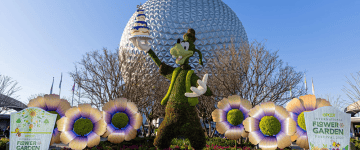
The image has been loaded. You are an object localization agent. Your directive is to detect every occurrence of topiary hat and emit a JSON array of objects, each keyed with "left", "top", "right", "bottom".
[{"left": 183, "top": 28, "right": 203, "bottom": 65}]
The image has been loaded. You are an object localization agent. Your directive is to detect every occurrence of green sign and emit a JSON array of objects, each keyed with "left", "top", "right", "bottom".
[
  {"left": 304, "top": 106, "right": 351, "bottom": 150},
  {"left": 10, "top": 107, "right": 57, "bottom": 150}
]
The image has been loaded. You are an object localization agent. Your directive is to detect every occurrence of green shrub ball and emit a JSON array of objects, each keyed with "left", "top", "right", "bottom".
[
  {"left": 112, "top": 112, "right": 129, "bottom": 129},
  {"left": 259, "top": 116, "right": 281, "bottom": 136},
  {"left": 226, "top": 109, "right": 244, "bottom": 126},
  {"left": 73, "top": 118, "right": 93, "bottom": 136},
  {"left": 298, "top": 111, "right": 308, "bottom": 131},
  {"left": 48, "top": 111, "right": 61, "bottom": 129}
]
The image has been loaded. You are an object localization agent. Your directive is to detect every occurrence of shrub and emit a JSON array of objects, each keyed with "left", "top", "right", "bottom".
[
  {"left": 48, "top": 111, "right": 61, "bottom": 129},
  {"left": 0, "top": 138, "right": 9, "bottom": 150},
  {"left": 297, "top": 111, "right": 309, "bottom": 131},
  {"left": 227, "top": 109, "right": 244, "bottom": 126},
  {"left": 112, "top": 112, "right": 129, "bottom": 129},
  {"left": 73, "top": 118, "right": 93, "bottom": 136},
  {"left": 259, "top": 116, "right": 281, "bottom": 136}
]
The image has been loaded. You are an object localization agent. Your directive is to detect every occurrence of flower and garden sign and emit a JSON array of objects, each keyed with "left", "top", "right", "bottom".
[
  {"left": 9, "top": 107, "right": 57, "bottom": 150},
  {"left": 304, "top": 106, "right": 351, "bottom": 150}
]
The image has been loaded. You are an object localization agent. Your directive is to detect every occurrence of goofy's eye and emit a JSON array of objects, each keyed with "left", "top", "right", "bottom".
[{"left": 180, "top": 42, "right": 190, "bottom": 51}]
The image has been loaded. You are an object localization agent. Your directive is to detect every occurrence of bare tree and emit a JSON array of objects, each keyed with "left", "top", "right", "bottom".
[
  {"left": 318, "top": 94, "right": 349, "bottom": 113},
  {"left": 0, "top": 74, "right": 23, "bottom": 113},
  {"left": 343, "top": 72, "right": 360, "bottom": 116},
  {"left": 69, "top": 48, "right": 167, "bottom": 137},
  {"left": 208, "top": 40, "right": 305, "bottom": 107},
  {"left": 70, "top": 48, "right": 129, "bottom": 108},
  {"left": 195, "top": 40, "right": 305, "bottom": 143}
]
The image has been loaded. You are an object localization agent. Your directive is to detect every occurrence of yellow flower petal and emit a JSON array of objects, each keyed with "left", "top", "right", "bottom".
[
  {"left": 276, "top": 132, "right": 292, "bottom": 149},
  {"left": 65, "top": 107, "right": 81, "bottom": 120},
  {"left": 212, "top": 109, "right": 226, "bottom": 122},
  {"left": 126, "top": 102, "right": 139, "bottom": 115},
  {"left": 50, "top": 131, "right": 61, "bottom": 145},
  {"left": 239, "top": 98, "right": 252, "bottom": 111},
  {"left": 259, "top": 137, "right": 277, "bottom": 150},
  {"left": 224, "top": 126, "right": 243, "bottom": 140},
  {"left": 89, "top": 108, "right": 102, "bottom": 123},
  {"left": 78, "top": 104, "right": 92, "bottom": 118},
  {"left": 299, "top": 94, "right": 317, "bottom": 111},
  {"left": 274, "top": 105, "right": 289, "bottom": 122},
  {"left": 28, "top": 96, "right": 46, "bottom": 109},
  {"left": 44, "top": 94, "right": 61, "bottom": 110},
  {"left": 57, "top": 99, "right": 71, "bottom": 116},
  {"left": 281, "top": 117, "right": 296, "bottom": 136},
  {"left": 215, "top": 121, "right": 230, "bottom": 134},
  {"left": 57, "top": 117, "right": 73, "bottom": 132},
  {"left": 130, "top": 113, "right": 143, "bottom": 129},
  {"left": 108, "top": 131, "right": 125, "bottom": 143},
  {"left": 69, "top": 137, "right": 87, "bottom": 150},
  {"left": 93, "top": 119, "right": 106, "bottom": 136},
  {"left": 286, "top": 98, "right": 305, "bottom": 114},
  {"left": 87, "top": 132, "right": 101, "bottom": 148},
  {"left": 102, "top": 130, "right": 111, "bottom": 138},
  {"left": 228, "top": 95, "right": 241, "bottom": 109},
  {"left": 243, "top": 117, "right": 259, "bottom": 133},
  {"left": 260, "top": 101, "right": 276, "bottom": 116},
  {"left": 60, "top": 130, "right": 76, "bottom": 144},
  {"left": 248, "top": 130, "right": 265, "bottom": 145},
  {"left": 217, "top": 98, "right": 231, "bottom": 110},
  {"left": 248, "top": 105, "right": 265, "bottom": 120},
  {"left": 114, "top": 98, "right": 127, "bottom": 112},
  {"left": 296, "top": 135, "right": 309, "bottom": 149},
  {"left": 125, "top": 126, "right": 137, "bottom": 141},
  {"left": 102, "top": 100, "right": 116, "bottom": 113},
  {"left": 316, "top": 98, "right": 331, "bottom": 108}
]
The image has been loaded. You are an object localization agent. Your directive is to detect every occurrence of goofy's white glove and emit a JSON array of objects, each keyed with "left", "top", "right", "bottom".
[{"left": 185, "top": 74, "right": 208, "bottom": 97}]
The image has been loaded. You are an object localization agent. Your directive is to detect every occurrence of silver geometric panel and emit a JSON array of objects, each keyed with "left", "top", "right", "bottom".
[{"left": 119, "top": 0, "right": 248, "bottom": 81}]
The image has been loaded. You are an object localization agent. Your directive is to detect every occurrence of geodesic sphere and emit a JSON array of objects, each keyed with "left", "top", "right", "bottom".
[{"left": 119, "top": 0, "right": 248, "bottom": 80}]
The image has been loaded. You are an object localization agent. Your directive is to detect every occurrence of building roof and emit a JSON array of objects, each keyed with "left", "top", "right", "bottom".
[{"left": 0, "top": 94, "right": 27, "bottom": 111}]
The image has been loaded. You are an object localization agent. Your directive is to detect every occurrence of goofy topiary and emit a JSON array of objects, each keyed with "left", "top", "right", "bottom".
[{"left": 131, "top": 28, "right": 212, "bottom": 150}]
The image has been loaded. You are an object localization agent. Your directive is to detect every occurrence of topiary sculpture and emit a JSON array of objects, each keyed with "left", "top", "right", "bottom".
[{"left": 131, "top": 28, "right": 212, "bottom": 150}]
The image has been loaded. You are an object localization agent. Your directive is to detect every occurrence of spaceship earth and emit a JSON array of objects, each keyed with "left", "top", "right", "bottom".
[{"left": 119, "top": 0, "right": 248, "bottom": 80}]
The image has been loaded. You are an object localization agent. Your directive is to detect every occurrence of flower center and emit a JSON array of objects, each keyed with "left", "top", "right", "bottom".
[
  {"left": 48, "top": 111, "right": 61, "bottom": 129},
  {"left": 112, "top": 112, "right": 129, "bottom": 129},
  {"left": 259, "top": 116, "right": 281, "bottom": 136},
  {"left": 73, "top": 118, "right": 93, "bottom": 136},
  {"left": 298, "top": 111, "right": 309, "bottom": 131},
  {"left": 226, "top": 109, "right": 244, "bottom": 126}
]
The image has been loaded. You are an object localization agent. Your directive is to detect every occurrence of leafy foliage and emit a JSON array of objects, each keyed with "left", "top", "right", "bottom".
[
  {"left": 48, "top": 111, "right": 61, "bottom": 129},
  {"left": 73, "top": 118, "right": 93, "bottom": 136},
  {"left": 297, "top": 111, "right": 307, "bottom": 131},
  {"left": 226, "top": 109, "right": 244, "bottom": 126},
  {"left": 259, "top": 116, "right": 281, "bottom": 136},
  {"left": 112, "top": 112, "right": 129, "bottom": 129}
]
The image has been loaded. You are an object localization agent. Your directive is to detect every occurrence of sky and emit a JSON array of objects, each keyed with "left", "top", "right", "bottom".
[{"left": 0, "top": 0, "right": 359, "bottom": 112}]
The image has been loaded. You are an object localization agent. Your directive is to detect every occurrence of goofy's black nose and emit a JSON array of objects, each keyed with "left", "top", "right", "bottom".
[{"left": 177, "top": 38, "right": 181, "bottom": 44}]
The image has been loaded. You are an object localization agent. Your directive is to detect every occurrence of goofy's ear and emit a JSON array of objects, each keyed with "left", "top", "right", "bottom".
[{"left": 177, "top": 38, "right": 181, "bottom": 44}]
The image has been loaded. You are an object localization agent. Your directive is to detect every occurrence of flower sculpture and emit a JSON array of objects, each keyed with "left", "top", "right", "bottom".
[
  {"left": 286, "top": 94, "right": 331, "bottom": 149},
  {"left": 212, "top": 95, "right": 252, "bottom": 140},
  {"left": 27, "top": 94, "right": 71, "bottom": 145},
  {"left": 57, "top": 104, "right": 106, "bottom": 149},
  {"left": 243, "top": 101, "right": 297, "bottom": 150},
  {"left": 101, "top": 98, "right": 143, "bottom": 143}
]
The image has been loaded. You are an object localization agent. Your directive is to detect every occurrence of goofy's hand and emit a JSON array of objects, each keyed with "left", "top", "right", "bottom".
[{"left": 185, "top": 74, "right": 208, "bottom": 97}]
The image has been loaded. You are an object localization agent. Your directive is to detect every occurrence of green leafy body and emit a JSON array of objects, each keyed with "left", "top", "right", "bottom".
[
  {"left": 227, "top": 109, "right": 244, "bottom": 126},
  {"left": 73, "top": 118, "right": 93, "bottom": 136},
  {"left": 259, "top": 116, "right": 281, "bottom": 136},
  {"left": 48, "top": 111, "right": 60, "bottom": 129},
  {"left": 112, "top": 112, "right": 129, "bottom": 129},
  {"left": 147, "top": 29, "right": 212, "bottom": 150},
  {"left": 298, "top": 111, "right": 307, "bottom": 131}
]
